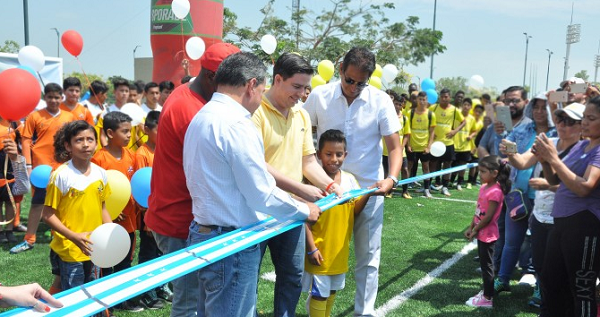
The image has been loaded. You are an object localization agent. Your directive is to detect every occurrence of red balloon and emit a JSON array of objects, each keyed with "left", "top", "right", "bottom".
[
  {"left": 0, "top": 69, "right": 41, "bottom": 121},
  {"left": 61, "top": 30, "right": 83, "bottom": 57}
]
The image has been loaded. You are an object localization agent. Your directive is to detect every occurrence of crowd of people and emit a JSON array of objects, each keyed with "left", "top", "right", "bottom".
[{"left": 0, "top": 41, "right": 599, "bottom": 317}]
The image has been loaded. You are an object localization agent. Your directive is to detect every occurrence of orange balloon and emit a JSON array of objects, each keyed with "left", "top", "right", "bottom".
[{"left": 61, "top": 30, "right": 84, "bottom": 57}]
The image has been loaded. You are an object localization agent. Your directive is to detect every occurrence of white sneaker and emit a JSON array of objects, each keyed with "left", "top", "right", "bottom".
[
  {"left": 518, "top": 273, "right": 536, "bottom": 287},
  {"left": 456, "top": 184, "right": 463, "bottom": 191},
  {"left": 424, "top": 189, "right": 433, "bottom": 198},
  {"left": 441, "top": 187, "right": 451, "bottom": 197},
  {"left": 430, "top": 184, "right": 442, "bottom": 191}
]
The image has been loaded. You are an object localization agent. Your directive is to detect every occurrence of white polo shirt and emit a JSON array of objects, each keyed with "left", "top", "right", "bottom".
[{"left": 304, "top": 81, "right": 400, "bottom": 187}]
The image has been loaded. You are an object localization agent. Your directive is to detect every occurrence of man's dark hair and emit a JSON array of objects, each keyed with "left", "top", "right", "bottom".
[
  {"left": 341, "top": 47, "right": 376, "bottom": 75},
  {"left": 129, "top": 83, "right": 138, "bottom": 92},
  {"left": 386, "top": 89, "right": 401, "bottom": 102},
  {"left": 63, "top": 77, "right": 81, "bottom": 90},
  {"left": 44, "top": 83, "right": 63, "bottom": 95},
  {"left": 145, "top": 110, "right": 160, "bottom": 129},
  {"left": 88, "top": 80, "right": 108, "bottom": 95},
  {"left": 408, "top": 83, "right": 418, "bottom": 93},
  {"left": 273, "top": 53, "right": 314, "bottom": 82},
  {"left": 455, "top": 90, "right": 465, "bottom": 96},
  {"left": 215, "top": 52, "right": 267, "bottom": 88},
  {"left": 144, "top": 82, "right": 159, "bottom": 93},
  {"left": 504, "top": 86, "right": 527, "bottom": 100},
  {"left": 112, "top": 77, "right": 130, "bottom": 90},
  {"left": 133, "top": 80, "right": 145, "bottom": 93},
  {"left": 318, "top": 129, "right": 346, "bottom": 151},
  {"left": 481, "top": 93, "right": 491, "bottom": 101},
  {"left": 440, "top": 88, "right": 451, "bottom": 95},
  {"left": 463, "top": 97, "right": 472, "bottom": 105},
  {"left": 418, "top": 91, "right": 427, "bottom": 98},
  {"left": 103, "top": 111, "right": 132, "bottom": 133},
  {"left": 159, "top": 81, "right": 175, "bottom": 92}
]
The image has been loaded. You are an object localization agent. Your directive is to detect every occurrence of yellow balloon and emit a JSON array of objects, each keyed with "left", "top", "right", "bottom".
[
  {"left": 311, "top": 74, "right": 327, "bottom": 88},
  {"left": 105, "top": 170, "right": 132, "bottom": 220},
  {"left": 317, "top": 60, "right": 335, "bottom": 82},
  {"left": 372, "top": 64, "right": 383, "bottom": 78},
  {"left": 369, "top": 76, "right": 382, "bottom": 89}
]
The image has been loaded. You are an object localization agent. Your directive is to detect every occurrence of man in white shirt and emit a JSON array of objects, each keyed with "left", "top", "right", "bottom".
[
  {"left": 141, "top": 82, "right": 162, "bottom": 114},
  {"left": 80, "top": 80, "right": 108, "bottom": 124},
  {"left": 183, "top": 52, "right": 321, "bottom": 317},
  {"left": 304, "top": 47, "right": 402, "bottom": 317}
]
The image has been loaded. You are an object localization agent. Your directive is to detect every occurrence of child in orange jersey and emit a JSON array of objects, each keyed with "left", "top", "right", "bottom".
[
  {"left": 60, "top": 77, "right": 94, "bottom": 125},
  {"left": 10, "top": 83, "right": 76, "bottom": 254}
]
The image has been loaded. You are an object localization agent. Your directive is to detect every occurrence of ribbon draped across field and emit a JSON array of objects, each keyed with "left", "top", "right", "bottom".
[{"left": 1, "top": 163, "right": 477, "bottom": 316}]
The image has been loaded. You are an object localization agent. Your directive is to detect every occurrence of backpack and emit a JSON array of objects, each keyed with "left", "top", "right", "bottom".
[{"left": 410, "top": 108, "right": 433, "bottom": 129}]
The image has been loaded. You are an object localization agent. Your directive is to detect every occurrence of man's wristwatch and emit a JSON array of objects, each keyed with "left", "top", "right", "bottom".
[{"left": 387, "top": 175, "right": 398, "bottom": 184}]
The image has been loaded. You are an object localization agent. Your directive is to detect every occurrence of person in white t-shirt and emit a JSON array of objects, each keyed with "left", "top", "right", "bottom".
[
  {"left": 80, "top": 80, "right": 109, "bottom": 124},
  {"left": 141, "top": 82, "right": 162, "bottom": 114}
]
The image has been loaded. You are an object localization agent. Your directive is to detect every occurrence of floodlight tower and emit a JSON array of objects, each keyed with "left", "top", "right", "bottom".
[
  {"left": 563, "top": 4, "right": 581, "bottom": 80},
  {"left": 292, "top": 0, "right": 300, "bottom": 49}
]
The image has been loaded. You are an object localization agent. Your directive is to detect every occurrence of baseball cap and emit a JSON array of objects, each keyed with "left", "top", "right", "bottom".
[
  {"left": 554, "top": 102, "right": 585, "bottom": 120},
  {"left": 200, "top": 43, "right": 241, "bottom": 73},
  {"left": 560, "top": 77, "right": 585, "bottom": 88}
]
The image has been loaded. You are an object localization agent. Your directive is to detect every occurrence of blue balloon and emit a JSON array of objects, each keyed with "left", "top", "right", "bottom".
[
  {"left": 30, "top": 165, "right": 52, "bottom": 188},
  {"left": 80, "top": 90, "right": 90, "bottom": 102},
  {"left": 421, "top": 78, "right": 436, "bottom": 91},
  {"left": 426, "top": 89, "right": 438, "bottom": 104},
  {"left": 16, "top": 65, "right": 38, "bottom": 78},
  {"left": 131, "top": 167, "right": 152, "bottom": 208}
]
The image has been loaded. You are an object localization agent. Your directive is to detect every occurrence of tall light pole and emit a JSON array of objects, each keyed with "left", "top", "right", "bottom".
[
  {"left": 523, "top": 32, "right": 532, "bottom": 87},
  {"left": 133, "top": 45, "right": 141, "bottom": 60},
  {"left": 50, "top": 28, "right": 59, "bottom": 57},
  {"left": 595, "top": 40, "right": 600, "bottom": 83},
  {"left": 429, "top": 0, "right": 437, "bottom": 79},
  {"left": 546, "top": 49, "right": 553, "bottom": 90},
  {"left": 563, "top": 4, "right": 581, "bottom": 81},
  {"left": 23, "top": 0, "right": 29, "bottom": 45}
]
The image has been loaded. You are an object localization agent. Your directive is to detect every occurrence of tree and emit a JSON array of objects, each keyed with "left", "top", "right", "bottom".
[
  {"left": 574, "top": 70, "right": 589, "bottom": 82},
  {"left": 223, "top": 0, "right": 445, "bottom": 86},
  {"left": 0, "top": 40, "right": 20, "bottom": 54},
  {"left": 436, "top": 76, "right": 468, "bottom": 94}
]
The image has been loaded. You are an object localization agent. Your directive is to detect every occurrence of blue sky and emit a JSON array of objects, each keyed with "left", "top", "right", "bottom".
[{"left": 1, "top": 0, "right": 598, "bottom": 95}]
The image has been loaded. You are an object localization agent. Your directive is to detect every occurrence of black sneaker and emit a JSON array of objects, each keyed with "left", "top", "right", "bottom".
[
  {"left": 140, "top": 294, "right": 165, "bottom": 310},
  {"left": 116, "top": 300, "right": 144, "bottom": 312},
  {"left": 5, "top": 231, "right": 16, "bottom": 243},
  {"left": 156, "top": 284, "right": 174, "bottom": 302}
]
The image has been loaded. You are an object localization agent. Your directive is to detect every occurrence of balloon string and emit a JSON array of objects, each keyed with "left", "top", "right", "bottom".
[
  {"left": 0, "top": 124, "right": 17, "bottom": 226},
  {"left": 75, "top": 58, "right": 101, "bottom": 112},
  {"left": 180, "top": 20, "right": 186, "bottom": 61},
  {"left": 36, "top": 72, "right": 46, "bottom": 88}
]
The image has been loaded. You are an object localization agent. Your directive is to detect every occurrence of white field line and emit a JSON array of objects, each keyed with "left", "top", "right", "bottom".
[
  {"left": 426, "top": 196, "right": 477, "bottom": 204},
  {"left": 375, "top": 241, "right": 477, "bottom": 316}
]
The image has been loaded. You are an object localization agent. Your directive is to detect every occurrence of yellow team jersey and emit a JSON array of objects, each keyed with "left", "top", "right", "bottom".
[
  {"left": 382, "top": 115, "right": 410, "bottom": 157},
  {"left": 45, "top": 162, "right": 111, "bottom": 262},
  {"left": 431, "top": 104, "right": 464, "bottom": 146},
  {"left": 409, "top": 110, "right": 436, "bottom": 152},
  {"left": 454, "top": 114, "right": 476, "bottom": 152},
  {"left": 95, "top": 116, "right": 147, "bottom": 152},
  {"left": 252, "top": 96, "right": 315, "bottom": 182},
  {"left": 471, "top": 118, "right": 484, "bottom": 157},
  {"left": 305, "top": 171, "right": 360, "bottom": 275}
]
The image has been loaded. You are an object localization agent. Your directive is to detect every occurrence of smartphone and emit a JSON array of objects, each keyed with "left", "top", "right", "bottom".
[
  {"left": 484, "top": 103, "right": 495, "bottom": 122},
  {"left": 495, "top": 105, "right": 513, "bottom": 132},
  {"left": 548, "top": 91, "right": 568, "bottom": 103},
  {"left": 504, "top": 141, "right": 517, "bottom": 154},
  {"left": 571, "top": 83, "right": 587, "bottom": 94}
]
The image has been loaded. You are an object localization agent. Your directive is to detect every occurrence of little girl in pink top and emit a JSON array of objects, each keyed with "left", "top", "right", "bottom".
[{"left": 464, "top": 155, "right": 511, "bottom": 308}]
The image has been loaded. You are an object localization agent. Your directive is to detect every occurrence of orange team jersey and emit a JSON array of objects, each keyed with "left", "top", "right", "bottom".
[
  {"left": 23, "top": 109, "right": 76, "bottom": 168},
  {"left": 0, "top": 120, "right": 23, "bottom": 151},
  {"left": 60, "top": 103, "right": 94, "bottom": 125},
  {"left": 92, "top": 147, "right": 138, "bottom": 233},
  {"left": 134, "top": 143, "right": 154, "bottom": 170}
]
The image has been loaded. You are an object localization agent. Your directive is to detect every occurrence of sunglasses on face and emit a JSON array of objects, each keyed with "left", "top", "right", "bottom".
[
  {"left": 343, "top": 73, "right": 369, "bottom": 88},
  {"left": 556, "top": 115, "right": 579, "bottom": 127},
  {"left": 503, "top": 98, "right": 522, "bottom": 106}
]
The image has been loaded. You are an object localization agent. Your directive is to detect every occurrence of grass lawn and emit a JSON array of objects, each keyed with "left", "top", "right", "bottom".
[{"left": 0, "top": 183, "right": 539, "bottom": 316}]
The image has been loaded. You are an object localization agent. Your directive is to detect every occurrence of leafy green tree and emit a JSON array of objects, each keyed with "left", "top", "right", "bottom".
[
  {"left": 574, "top": 70, "right": 589, "bottom": 82},
  {"left": 436, "top": 76, "right": 468, "bottom": 94},
  {"left": 0, "top": 40, "right": 20, "bottom": 54},
  {"left": 223, "top": 0, "right": 445, "bottom": 86}
]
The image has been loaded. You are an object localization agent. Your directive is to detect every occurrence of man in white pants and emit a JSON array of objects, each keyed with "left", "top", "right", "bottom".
[{"left": 304, "top": 47, "right": 402, "bottom": 316}]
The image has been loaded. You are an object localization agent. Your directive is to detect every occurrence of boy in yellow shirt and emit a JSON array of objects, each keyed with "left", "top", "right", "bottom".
[
  {"left": 406, "top": 92, "right": 436, "bottom": 198},
  {"left": 303, "top": 129, "right": 371, "bottom": 317},
  {"left": 452, "top": 98, "right": 478, "bottom": 191}
]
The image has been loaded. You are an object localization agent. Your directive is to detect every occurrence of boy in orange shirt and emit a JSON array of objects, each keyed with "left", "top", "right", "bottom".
[
  {"left": 91, "top": 111, "right": 143, "bottom": 312},
  {"left": 59, "top": 77, "right": 94, "bottom": 125},
  {"left": 10, "top": 83, "right": 76, "bottom": 254}
]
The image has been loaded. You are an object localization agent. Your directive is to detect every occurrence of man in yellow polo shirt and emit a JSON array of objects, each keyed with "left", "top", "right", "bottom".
[
  {"left": 252, "top": 52, "right": 341, "bottom": 317},
  {"left": 430, "top": 88, "right": 465, "bottom": 196}
]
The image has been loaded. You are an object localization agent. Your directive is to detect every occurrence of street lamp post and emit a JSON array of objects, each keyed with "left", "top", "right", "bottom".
[
  {"left": 563, "top": 24, "right": 581, "bottom": 81},
  {"left": 546, "top": 49, "right": 553, "bottom": 90},
  {"left": 523, "top": 32, "right": 532, "bottom": 87},
  {"left": 50, "top": 28, "right": 59, "bottom": 57},
  {"left": 133, "top": 45, "right": 141, "bottom": 60},
  {"left": 429, "top": 0, "right": 437, "bottom": 79}
]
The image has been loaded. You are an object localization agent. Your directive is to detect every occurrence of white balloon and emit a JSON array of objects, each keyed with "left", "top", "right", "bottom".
[
  {"left": 382, "top": 64, "right": 399, "bottom": 83},
  {"left": 18, "top": 46, "right": 45, "bottom": 72},
  {"left": 171, "top": 0, "right": 190, "bottom": 19},
  {"left": 260, "top": 34, "right": 277, "bottom": 55},
  {"left": 186, "top": 36, "right": 206, "bottom": 60},
  {"left": 89, "top": 223, "right": 131, "bottom": 268},
  {"left": 468, "top": 75, "right": 485, "bottom": 90},
  {"left": 120, "top": 103, "right": 146, "bottom": 126},
  {"left": 430, "top": 141, "right": 446, "bottom": 157}
]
